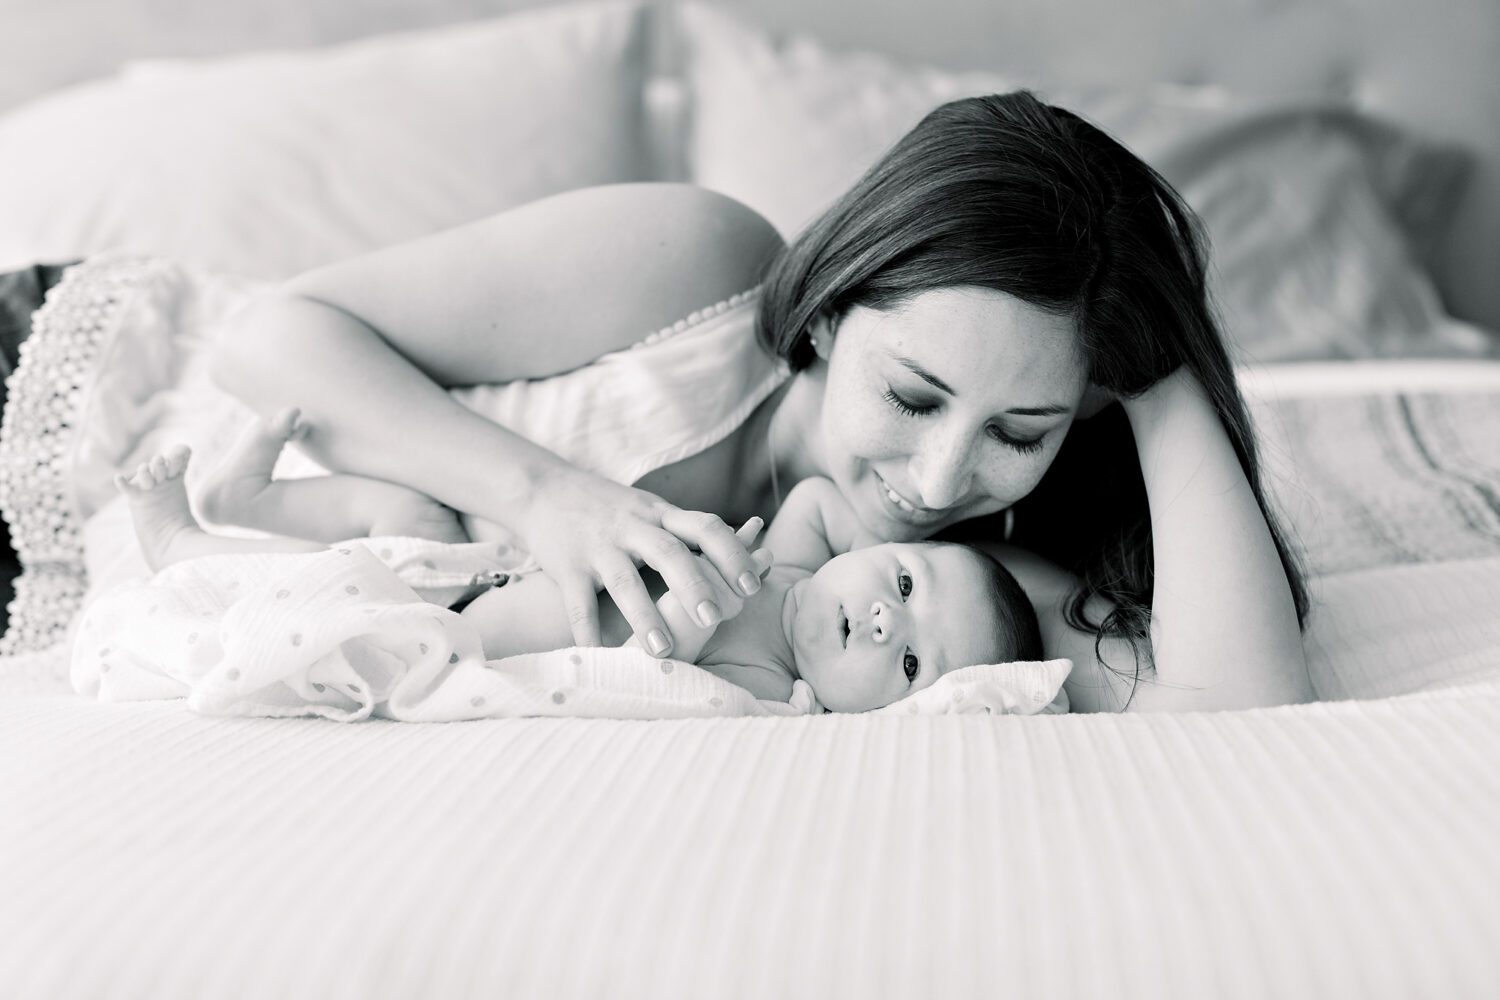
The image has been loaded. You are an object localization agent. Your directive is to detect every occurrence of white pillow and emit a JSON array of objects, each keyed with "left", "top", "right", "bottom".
[
  {"left": 679, "top": 4, "right": 1492, "bottom": 363},
  {"left": 0, "top": 2, "right": 651, "bottom": 281}
]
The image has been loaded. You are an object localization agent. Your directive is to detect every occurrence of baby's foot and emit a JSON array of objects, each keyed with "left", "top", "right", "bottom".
[
  {"left": 196, "top": 407, "right": 304, "bottom": 527},
  {"left": 115, "top": 445, "right": 203, "bottom": 571}
]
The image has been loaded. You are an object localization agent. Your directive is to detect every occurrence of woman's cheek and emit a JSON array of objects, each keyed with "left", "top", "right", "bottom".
[
  {"left": 978, "top": 447, "right": 1055, "bottom": 508},
  {"left": 827, "top": 397, "right": 902, "bottom": 459}
]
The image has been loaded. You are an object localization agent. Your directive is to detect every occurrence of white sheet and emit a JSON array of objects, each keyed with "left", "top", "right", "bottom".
[{"left": 3, "top": 682, "right": 1498, "bottom": 999}]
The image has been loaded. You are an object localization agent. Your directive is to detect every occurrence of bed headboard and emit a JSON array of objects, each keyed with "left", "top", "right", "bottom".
[{"left": 4, "top": 0, "right": 1496, "bottom": 329}]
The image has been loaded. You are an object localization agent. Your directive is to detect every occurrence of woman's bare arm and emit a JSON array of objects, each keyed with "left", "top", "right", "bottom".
[
  {"left": 1116, "top": 367, "right": 1314, "bottom": 710},
  {"left": 282, "top": 183, "right": 783, "bottom": 386},
  {"left": 984, "top": 371, "right": 1310, "bottom": 713},
  {"left": 209, "top": 184, "right": 785, "bottom": 653},
  {"left": 1122, "top": 368, "right": 1311, "bottom": 711}
]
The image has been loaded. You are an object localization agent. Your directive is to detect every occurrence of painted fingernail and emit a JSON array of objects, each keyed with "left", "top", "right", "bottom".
[
  {"left": 647, "top": 629, "right": 670, "bottom": 656},
  {"left": 738, "top": 572, "right": 760, "bottom": 596},
  {"left": 696, "top": 601, "right": 721, "bottom": 627}
]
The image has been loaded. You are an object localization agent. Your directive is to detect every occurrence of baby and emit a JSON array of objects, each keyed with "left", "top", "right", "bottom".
[{"left": 117, "top": 410, "right": 1042, "bottom": 713}]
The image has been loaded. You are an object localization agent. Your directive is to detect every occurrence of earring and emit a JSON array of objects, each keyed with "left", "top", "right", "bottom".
[{"left": 810, "top": 318, "right": 832, "bottom": 361}]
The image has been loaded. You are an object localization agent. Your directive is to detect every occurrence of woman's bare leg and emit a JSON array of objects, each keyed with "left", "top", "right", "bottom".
[
  {"left": 195, "top": 408, "right": 468, "bottom": 544},
  {"left": 116, "top": 446, "right": 325, "bottom": 572}
]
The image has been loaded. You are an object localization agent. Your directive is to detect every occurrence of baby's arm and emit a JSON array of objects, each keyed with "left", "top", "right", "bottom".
[
  {"left": 764, "top": 477, "right": 879, "bottom": 571},
  {"left": 622, "top": 525, "right": 773, "bottom": 663},
  {"left": 464, "top": 519, "right": 769, "bottom": 662}
]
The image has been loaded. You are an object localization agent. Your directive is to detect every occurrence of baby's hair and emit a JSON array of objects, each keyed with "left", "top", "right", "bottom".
[{"left": 932, "top": 542, "right": 1043, "bottom": 664}]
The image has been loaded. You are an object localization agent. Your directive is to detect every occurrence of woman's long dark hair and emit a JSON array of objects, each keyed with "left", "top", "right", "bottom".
[{"left": 755, "top": 91, "right": 1309, "bottom": 686}]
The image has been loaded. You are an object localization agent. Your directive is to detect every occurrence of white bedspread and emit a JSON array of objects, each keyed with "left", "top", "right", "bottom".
[{"left": 3, "top": 682, "right": 1498, "bottom": 999}]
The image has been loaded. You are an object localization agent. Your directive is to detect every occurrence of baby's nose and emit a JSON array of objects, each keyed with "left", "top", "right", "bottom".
[{"left": 870, "top": 600, "right": 889, "bottom": 644}]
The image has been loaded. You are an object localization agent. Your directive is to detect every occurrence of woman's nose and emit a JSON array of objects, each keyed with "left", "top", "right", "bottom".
[{"left": 910, "top": 426, "right": 975, "bottom": 509}]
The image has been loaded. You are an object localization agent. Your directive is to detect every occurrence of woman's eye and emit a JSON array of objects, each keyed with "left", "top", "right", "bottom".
[
  {"left": 897, "top": 570, "right": 913, "bottom": 600},
  {"left": 903, "top": 650, "right": 921, "bottom": 683},
  {"left": 883, "top": 388, "right": 936, "bottom": 418},
  {"left": 986, "top": 424, "right": 1046, "bottom": 454}
]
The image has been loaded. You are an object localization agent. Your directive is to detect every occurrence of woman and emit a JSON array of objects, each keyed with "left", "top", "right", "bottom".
[{"left": 211, "top": 92, "right": 1312, "bottom": 712}]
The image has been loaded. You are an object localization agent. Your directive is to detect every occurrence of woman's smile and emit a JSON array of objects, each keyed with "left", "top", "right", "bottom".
[{"left": 873, "top": 469, "right": 944, "bottom": 524}]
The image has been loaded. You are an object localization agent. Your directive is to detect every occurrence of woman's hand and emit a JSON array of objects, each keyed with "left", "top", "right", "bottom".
[
  {"left": 516, "top": 463, "right": 767, "bottom": 656},
  {"left": 650, "top": 525, "right": 774, "bottom": 664}
]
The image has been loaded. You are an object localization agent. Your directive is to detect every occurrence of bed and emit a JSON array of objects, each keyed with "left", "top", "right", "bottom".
[{"left": 3, "top": 1, "right": 1499, "bottom": 997}]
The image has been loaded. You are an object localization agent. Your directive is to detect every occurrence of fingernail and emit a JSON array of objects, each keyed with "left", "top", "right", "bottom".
[
  {"left": 738, "top": 572, "right": 760, "bottom": 596},
  {"left": 647, "top": 630, "right": 670, "bottom": 656},
  {"left": 696, "top": 600, "right": 721, "bottom": 627}
]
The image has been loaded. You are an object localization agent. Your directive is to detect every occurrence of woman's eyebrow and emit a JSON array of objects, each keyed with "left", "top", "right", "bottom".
[
  {"left": 1005, "top": 404, "right": 1070, "bottom": 416},
  {"left": 890, "top": 354, "right": 1068, "bottom": 416},
  {"left": 892, "top": 355, "right": 955, "bottom": 395}
]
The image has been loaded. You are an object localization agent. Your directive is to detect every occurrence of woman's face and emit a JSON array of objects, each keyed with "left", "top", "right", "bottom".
[{"left": 815, "top": 285, "right": 1087, "bottom": 541}]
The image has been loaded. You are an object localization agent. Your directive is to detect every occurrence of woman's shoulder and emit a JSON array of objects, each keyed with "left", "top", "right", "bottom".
[
  {"left": 618, "top": 184, "right": 785, "bottom": 317},
  {"left": 278, "top": 184, "right": 786, "bottom": 386}
]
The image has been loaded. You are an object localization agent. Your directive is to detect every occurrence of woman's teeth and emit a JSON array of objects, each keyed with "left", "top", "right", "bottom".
[{"left": 883, "top": 483, "right": 918, "bottom": 513}]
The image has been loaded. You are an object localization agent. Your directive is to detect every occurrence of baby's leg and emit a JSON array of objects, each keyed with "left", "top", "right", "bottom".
[
  {"left": 116, "top": 446, "right": 325, "bottom": 572},
  {"left": 197, "top": 408, "right": 468, "bottom": 544}
]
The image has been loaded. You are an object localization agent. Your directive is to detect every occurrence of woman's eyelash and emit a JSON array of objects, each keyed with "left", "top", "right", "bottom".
[
  {"left": 988, "top": 426, "right": 1047, "bottom": 454},
  {"left": 882, "top": 388, "right": 934, "bottom": 417},
  {"left": 886, "top": 386, "right": 1046, "bottom": 454}
]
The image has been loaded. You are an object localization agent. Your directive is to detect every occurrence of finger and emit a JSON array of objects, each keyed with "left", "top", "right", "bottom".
[
  {"left": 751, "top": 547, "right": 774, "bottom": 577},
  {"left": 734, "top": 516, "right": 764, "bottom": 546},
  {"left": 632, "top": 526, "right": 731, "bottom": 628},
  {"left": 661, "top": 509, "right": 763, "bottom": 598},
  {"left": 558, "top": 574, "right": 604, "bottom": 648},
  {"left": 596, "top": 553, "right": 673, "bottom": 657}
]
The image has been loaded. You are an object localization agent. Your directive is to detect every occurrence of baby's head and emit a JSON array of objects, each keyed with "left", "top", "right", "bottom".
[{"left": 789, "top": 541, "right": 1042, "bottom": 713}]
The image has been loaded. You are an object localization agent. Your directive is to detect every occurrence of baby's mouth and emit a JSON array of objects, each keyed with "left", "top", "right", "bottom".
[{"left": 838, "top": 605, "right": 849, "bottom": 648}]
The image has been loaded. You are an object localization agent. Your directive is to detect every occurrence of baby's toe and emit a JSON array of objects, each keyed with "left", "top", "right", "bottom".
[{"left": 163, "top": 444, "right": 192, "bottom": 478}]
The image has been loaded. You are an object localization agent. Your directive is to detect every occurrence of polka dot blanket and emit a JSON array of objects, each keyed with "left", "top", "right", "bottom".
[{"left": 70, "top": 536, "right": 1072, "bottom": 720}]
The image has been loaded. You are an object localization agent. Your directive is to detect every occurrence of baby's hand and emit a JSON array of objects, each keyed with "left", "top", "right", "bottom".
[
  {"left": 668, "top": 531, "right": 774, "bottom": 627},
  {"left": 650, "top": 520, "right": 772, "bottom": 663}
]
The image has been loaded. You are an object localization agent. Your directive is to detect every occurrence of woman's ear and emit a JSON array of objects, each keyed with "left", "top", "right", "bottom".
[{"left": 809, "top": 315, "right": 834, "bottom": 361}]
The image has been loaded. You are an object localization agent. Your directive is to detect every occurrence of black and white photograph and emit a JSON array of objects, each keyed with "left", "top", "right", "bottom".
[{"left": 2, "top": 0, "right": 1497, "bottom": 997}]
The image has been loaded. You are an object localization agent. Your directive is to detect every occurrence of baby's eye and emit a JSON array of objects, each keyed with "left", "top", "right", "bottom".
[
  {"left": 903, "top": 650, "right": 920, "bottom": 683},
  {"left": 897, "top": 569, "right": 913, "bottom": 600}
]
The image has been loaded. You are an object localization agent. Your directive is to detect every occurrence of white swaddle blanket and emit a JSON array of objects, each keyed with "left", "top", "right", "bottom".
[{"left": 70, "top": 536, "right": 1072, "bottom": 720}]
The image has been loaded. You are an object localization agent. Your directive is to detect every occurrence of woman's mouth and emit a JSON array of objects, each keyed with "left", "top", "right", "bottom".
[{"left": 874, "top": 472, "right": 944, "bottom": 527}]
